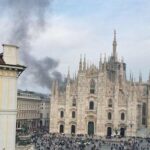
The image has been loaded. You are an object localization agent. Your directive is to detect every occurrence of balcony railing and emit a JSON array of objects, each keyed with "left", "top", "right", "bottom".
[{"left": 86, "top": 109, "right": 97, "bottom": 114}]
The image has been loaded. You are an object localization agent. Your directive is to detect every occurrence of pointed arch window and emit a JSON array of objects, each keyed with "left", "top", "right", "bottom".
[
  {"left": 121, "top": 113, "right": 125, "bottom": 120},
  {"left": 89, "top": 101, "right": 94, "bottom": 110},
  {"left": 90, "top": 79, "right": 95, "bottom": 94}
]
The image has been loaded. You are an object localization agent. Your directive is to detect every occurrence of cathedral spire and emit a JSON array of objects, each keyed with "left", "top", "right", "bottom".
[
  {"left": 99, "top": 53, "right": 102, "bottom": 71},
  {"left": 131, "top": 74, "right": 134, "bottom": 84},
  {"left": 83, "top": 54, "right": 86, "bottom": 71},
  {"left": 103, "top": 53, "right": 107, "bottom": 71},
  {"left": 130, "top": 72, "right": 133, "bottom": 83},
  {"left": 104, "top": 53, "right": 106, "bottom": 63},
  {"left": 74, "top": 71, "right": 77, "bottom": 80},
  {"left": 112, "top": 30, "right": 117, "bottom": 61},
  {"left": 55, "top": 80, "right": 59, "bottom": 96},
  {"left": 79, "top": 55, "right": 82, "bottom": 72},
  {"left": 52, "top": 80, "right": 56, "bottom": 96},
  {"left": 67, "top": 67, "right": 70, "bottom": 84},
  {"left": 139, "top": 72, "right": 142, "bottom": 83},
  {"left": 130, "top": 72, "right": 132, "bottom": 81}
]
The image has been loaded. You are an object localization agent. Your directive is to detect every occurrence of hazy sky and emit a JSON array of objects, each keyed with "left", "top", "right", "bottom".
[{"left": 0, "top": 0, "right": 150, "bottom": 93}]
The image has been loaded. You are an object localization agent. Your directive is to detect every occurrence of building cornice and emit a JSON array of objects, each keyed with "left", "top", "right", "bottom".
[{"left": 0, "top": 64, "right": 26, "bottom": 77}]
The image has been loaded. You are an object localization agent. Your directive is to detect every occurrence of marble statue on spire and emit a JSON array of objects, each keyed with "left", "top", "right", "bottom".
[{"left": 113, "top": 30, "right": 117, "bottom": 61}]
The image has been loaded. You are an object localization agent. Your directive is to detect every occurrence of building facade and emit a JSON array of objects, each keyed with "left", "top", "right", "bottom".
[
  {"left": 49, "top": 31, "right": 150, "bottom": 137},
  {"left": 40, "top": 98, "right": 50, "bottom": 128},
  {"left": 0, "top": 44, "right": 25, "bottom": 150},
  {"left": 16, "top": 90, "right": 50, "bottom": 131}
]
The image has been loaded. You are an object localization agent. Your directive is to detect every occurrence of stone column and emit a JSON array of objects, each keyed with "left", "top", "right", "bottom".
[{"left": 0, "top": 44, "right": 25, "bottom": 150}]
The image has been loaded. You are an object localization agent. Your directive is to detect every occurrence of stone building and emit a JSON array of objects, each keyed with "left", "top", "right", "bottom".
[
  {"left": 49, "top": 31, "right": 150, "bottom": 137},
  {"left": 0, "top": 44, "right": 25, "bottom": 150},
  {"left": 40, "top": 98, "right": 50, "bottom": 128},
  {"left": 16, "top": 90, "right": 50, "bottom": 131}
]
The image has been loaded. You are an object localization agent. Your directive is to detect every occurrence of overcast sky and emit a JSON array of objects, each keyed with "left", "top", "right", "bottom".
[{"left": 0, "top": 0, "right": 150, "bottom": 93}]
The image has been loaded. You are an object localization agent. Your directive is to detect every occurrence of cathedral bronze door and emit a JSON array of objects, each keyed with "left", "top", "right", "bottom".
[
  {"left": 107, "top": 127, "right": 112, "bottom": 137},
  {"left": 71, "top": 125, "right": 76, "bottom": 134},
  {"left": 120, "top": 128, "right": 125, "bottom": 137},
  {"left": 59, "top": 124, "right": 64, "bottom": 133},
  {"left": 88, "top": 122, "right": 94, "bottom": 135}
]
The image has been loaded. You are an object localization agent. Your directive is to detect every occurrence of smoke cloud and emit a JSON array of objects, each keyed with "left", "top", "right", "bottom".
[{"left": 2, "top": 0, "right": 64, "bottom": 91}]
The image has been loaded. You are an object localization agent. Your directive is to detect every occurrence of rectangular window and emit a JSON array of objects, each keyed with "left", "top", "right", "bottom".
[
  {"left": 40, "top": 113, "right": 43, "bottom": 118},
  {"left": 47, "top": 113, "right": 49, "bottom": 118}
]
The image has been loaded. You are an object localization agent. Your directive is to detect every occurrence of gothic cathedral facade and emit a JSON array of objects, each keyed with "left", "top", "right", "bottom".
[{"left": 49, "top": 31, "right": 150, "bottom": 137}]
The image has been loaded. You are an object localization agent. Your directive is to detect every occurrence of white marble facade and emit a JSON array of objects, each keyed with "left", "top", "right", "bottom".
[{"left": 49, "top": 31, "right": 150, "bottom": 137}]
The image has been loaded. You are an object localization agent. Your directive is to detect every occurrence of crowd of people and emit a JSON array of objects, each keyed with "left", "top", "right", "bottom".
[{"left": 30, "top": 132, "right": 150, "bottom": 150}]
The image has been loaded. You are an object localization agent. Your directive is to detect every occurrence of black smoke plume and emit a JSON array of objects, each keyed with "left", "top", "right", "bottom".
[{"left": 1, "top": 0, "right": 64, "bottom": 91}]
